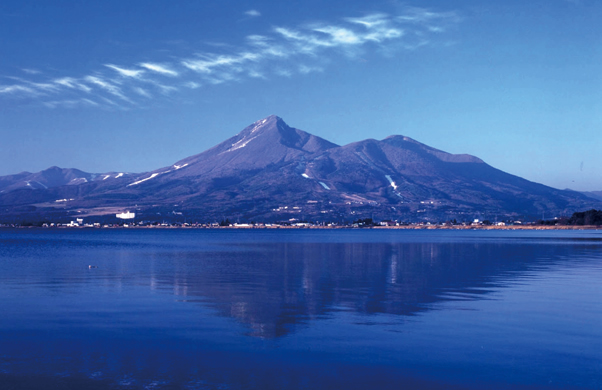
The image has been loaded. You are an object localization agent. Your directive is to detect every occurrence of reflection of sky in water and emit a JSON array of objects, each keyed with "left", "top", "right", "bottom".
[{"left": 0, "top": 229, "right": 601, "bottom": 389}]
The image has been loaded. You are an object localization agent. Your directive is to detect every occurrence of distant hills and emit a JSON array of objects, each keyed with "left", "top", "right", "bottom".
[
  {"left": 0, "top": 166, "right": 133, "bottom": 192},
  {"left": 0, "top": 115, "right": 599, "bottom": 224}
]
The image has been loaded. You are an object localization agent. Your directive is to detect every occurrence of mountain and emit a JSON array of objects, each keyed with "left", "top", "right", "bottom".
[
  {"left": 581, "top": 191, "right": 602, "bottom": 202},
  {"left": 0, "top": 115, "right": 599, "bottom": 223},
  {"left": 0, "top": 166, "right": 120, "bottom": 192}
]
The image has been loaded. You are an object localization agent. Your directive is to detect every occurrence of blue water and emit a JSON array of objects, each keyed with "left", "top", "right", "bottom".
[{"left": 0, "top": 229, "right": 600, "bottom": 389}]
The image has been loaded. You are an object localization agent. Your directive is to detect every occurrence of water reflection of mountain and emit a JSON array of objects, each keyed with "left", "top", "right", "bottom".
[
  {"left": 2, "top": 232, "right": 601, "bottom": 389},
  {"left": 146, "top": 240, "right": 580, "bottom": 338}
]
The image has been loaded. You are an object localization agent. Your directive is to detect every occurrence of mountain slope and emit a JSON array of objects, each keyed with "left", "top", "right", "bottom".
[
  {"left": 581, "top": 191, "right": 602, "bottom": 201},
  {"left": 281, "top": 134, "right": 592, "bottom": 216}
]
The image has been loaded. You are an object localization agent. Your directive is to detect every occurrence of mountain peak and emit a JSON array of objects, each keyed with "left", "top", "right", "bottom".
[
  {"left": 245, "top": 114, "right": 283, "bottom": 130},
  {"left": 171, "top": 116, "right": 338, "bottom": 175},
  {"left": 231, "top": 115, "right": 337, "bottom": 153},
  {"left": 382, "top": 134, "right": 483, "bottom": 164},
  {"left": 262, "top": 114, "right": 281, "bottom": 122}
]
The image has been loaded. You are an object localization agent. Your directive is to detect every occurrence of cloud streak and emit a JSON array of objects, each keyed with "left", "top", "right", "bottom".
[
  {"left": 245, "top": 10, "right": 261, "bottom": 18},
  {"left": 105, "top": 64, "right": 146, "bottom": 78},
  {"left": 0, "top": 7, "right": 459, "bottom": 109},
  {"left": 84, "top": 76, "right": 131, "bottom": 102},
  {"left": 22, "top": 68, "right": 41, "bottom": 75},
  {"left": 139, "top": 62, "right": 179, "bottom": 77}
]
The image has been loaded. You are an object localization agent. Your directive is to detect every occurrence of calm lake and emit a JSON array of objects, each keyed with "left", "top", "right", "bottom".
[{"left": 0, "top": 229, "right": 600, "bottom": 389}]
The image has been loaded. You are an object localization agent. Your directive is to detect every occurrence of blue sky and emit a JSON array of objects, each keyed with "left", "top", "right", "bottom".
[{"left": 1, "top": 0, "right": 600, "bottom": 191}]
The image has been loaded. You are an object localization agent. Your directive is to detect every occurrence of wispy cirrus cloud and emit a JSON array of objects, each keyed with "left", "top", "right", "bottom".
[
  {"left": 54, "top": 77, "right": 92, "bottom": 92},
  {"left": 139, "top": 63, "right": 179, "bottom": 77},
  {"left": 0, "top": 85, "right": 39, "bottom": 96},
  {"left": 84, "top": 76, "right": 130, "bottom": 101},
  {"left": 21, "top": 68, "right": 41, "bottom": 75},
  {"left": 105, "top": 64, "right": 146, "bottom": 78},
  {"left": 133, "top": 87, "right": 152, "bottom": 98},
  {"left": 0, "top": 7, "right": 459, "bottom": 109},
  {"left": 245, "top": 10, "right": 261, "bottom": 18},
  {"left": 6, "top": 76, "right": 61, "bottom": 93},
  {"left": 43, "top": 98, "right": 99, "bottom": 109}
]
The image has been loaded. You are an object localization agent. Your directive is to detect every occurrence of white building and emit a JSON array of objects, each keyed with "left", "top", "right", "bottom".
[{"left": 116, "top": 211, "right": 136, "bottom": 219}]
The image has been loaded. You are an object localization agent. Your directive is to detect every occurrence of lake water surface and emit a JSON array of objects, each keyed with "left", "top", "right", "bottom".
[{"left": 0, "top": 229, "right": 600, "bottom": 389}]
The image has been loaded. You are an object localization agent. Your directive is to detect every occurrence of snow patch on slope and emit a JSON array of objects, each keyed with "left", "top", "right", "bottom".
[
  {"left": 224, "top": 135, "right": 258, "bottom": 153},
  {"left": 319, "top": 182, "right": 331, "bottom": 190},
  {"left": 104, "top": 173, "right": 127, "bottom": 180},
  {"left": 251, "top": 119, "right": 267, "bottom": 133},
  {"left": 127, "top": 173, "right": 160, "bottom": 187},
  {"left": 221, "top": 118, "right": 269, "bottom": 154},
  {"left": 24, "top": 180, "right": 48, "bottom": 189},
  {"left": 385, "top": 175, "right": 398, "bottom": 190}
]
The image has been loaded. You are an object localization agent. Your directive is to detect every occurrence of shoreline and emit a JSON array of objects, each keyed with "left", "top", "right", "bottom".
[{"left": 2, "top": 225, "right": 601, "bottom": 230}]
